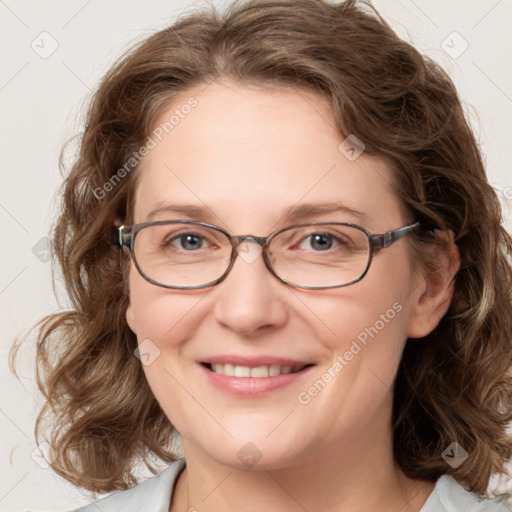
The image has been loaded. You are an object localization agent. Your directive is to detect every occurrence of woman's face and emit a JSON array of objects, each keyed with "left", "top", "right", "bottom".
[{"left": 126, "top": 81, "right": 425, "bottom": 470}]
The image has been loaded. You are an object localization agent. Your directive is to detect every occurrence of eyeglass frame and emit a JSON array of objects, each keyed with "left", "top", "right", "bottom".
[{"left": 113, "top": 219, "right": 420, "bottom": 290}]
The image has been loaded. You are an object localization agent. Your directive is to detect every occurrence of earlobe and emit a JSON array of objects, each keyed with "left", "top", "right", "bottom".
[
  {"left": 126, "top": 304, "right": 137, "bottom": 334},
  {"left": 407, "top": 230, "right": 461, "bottom": 339}
]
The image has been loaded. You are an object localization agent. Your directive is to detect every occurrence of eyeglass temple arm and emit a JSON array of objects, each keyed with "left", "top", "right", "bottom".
[
  {"left": 371, "top": 222, "right": 420, "bottom": 250},
  {"left": 112, "top": 225, "right": 132, "bottom": 248}
]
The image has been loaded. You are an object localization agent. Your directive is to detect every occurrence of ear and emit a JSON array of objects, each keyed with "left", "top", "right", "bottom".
[
  {"left": 407, "top": 230, "right": 460, "bottom": 339},
  {"left": 126, "top": 303, "right": 137, "bottom": 334},
  {"left": 116, "top": 215, "right": 137, "bottom": 334}
]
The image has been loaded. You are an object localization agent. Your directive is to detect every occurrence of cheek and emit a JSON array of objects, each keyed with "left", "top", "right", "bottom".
[
  {"left": 322, "top": 262, "right": 408, "bottom": 340},
  {"left": 127, "top": 266, "right": 199, "bottom": 341},
  {"left": 126, "top": 275, "right": 201, "bottom": 427},
  {"left": 126, "top": 270, "right": 208, "bottom": 380},
  {"left": 296, "top": 280, "right": 410, "bottom": 438},
  {"left": 324, "top": 294, "right": 407, "bottom": 379},
  {"left": 317, "top": 256, "right": 412, "bottom": 380}
]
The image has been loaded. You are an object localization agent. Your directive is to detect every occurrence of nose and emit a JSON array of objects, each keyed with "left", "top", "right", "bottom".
[{"left": 212, "top": 238, "right": 288, "bottom": 337}]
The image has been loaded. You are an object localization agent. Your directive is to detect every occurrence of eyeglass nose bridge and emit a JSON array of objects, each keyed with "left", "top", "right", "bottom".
[
  {"left": 205, "top": 234, "right": 273, "bottom": 286},
  {"left": 232, "top": 234, "right": 267, "bottom": 247},
  {"left": 230, "top": 235, "right": 270, "bottom": 266}
]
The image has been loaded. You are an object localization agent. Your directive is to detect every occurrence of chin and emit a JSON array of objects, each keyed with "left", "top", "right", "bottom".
[{"left": 194, "top": 435, "right": 309, "bottom": 472}]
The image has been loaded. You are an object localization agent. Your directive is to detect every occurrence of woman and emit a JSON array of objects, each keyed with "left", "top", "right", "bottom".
[{"left": 11, "top": 0, "right": 512, "bottom": 510}]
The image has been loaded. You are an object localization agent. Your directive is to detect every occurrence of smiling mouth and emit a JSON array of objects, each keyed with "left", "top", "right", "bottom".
[{"left": 201, "top": 362, "right": 314, "bottom": 378}]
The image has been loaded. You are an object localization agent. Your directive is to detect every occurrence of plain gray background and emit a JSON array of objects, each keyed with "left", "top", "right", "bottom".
[{"left": 1, "top": 0, "right": 511, "bottom": 510}]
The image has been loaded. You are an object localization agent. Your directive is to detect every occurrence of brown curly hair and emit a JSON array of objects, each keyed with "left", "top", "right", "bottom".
[{"left": 10, "top": 0, "right": 512, "bottom": 498}]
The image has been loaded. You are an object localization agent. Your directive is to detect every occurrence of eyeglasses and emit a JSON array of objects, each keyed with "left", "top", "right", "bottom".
[{"left": 113, "top": 220, "right": 420, "bottom": 290}]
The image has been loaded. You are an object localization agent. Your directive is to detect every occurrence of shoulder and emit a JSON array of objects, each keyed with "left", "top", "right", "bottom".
[
  {"left": 421, "top": 474, "right": 511, "bottom": 512},
  {"left": 67, "top": 459, "right": 186, "bottom": 512}
]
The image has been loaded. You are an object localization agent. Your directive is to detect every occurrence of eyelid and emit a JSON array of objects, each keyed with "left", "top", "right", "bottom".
[{"left": 164, "top": 227, "right": 224, "bottom": 247}]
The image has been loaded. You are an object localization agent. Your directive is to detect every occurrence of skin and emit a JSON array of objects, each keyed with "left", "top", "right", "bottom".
[{"left": 125, "top": 80, "right": 460, "bottom": 512}]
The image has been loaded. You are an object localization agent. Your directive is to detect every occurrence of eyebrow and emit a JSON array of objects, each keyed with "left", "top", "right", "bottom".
[{"left": 144, "top": 201, "right": 369, "bottom": 225}]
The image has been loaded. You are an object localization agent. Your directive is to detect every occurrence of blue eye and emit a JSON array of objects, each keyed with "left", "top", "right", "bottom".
[
  {"left": 165, "top": 233, "right": 205, "bottom": 251},
  {"left": 307, "top": 233, "right": 334, "bottom": 251},
  {"left": 297, "top": 232, "right": 349, "bottom": 252},
  {"left": 179, "top": 234, "right": 203, "bottom": 250}
]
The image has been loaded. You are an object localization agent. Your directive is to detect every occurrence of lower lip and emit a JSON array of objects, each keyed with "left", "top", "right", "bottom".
[{"left": 199, "top": 363, "right": 315, "bottom": 397}]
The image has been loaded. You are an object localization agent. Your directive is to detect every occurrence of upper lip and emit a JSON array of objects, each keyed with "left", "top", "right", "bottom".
[{"left": 200, "top": 355, "right": 315, "bottom": 367}]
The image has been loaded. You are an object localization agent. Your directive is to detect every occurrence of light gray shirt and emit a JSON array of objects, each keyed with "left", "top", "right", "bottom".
[{"left": 69, "top": 458, "right": 510, "bottom": 511}]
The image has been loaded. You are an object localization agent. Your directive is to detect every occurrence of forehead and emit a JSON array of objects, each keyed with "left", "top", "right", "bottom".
[{"left": 132, "top": 81, "right": 403, "bottom": 231}]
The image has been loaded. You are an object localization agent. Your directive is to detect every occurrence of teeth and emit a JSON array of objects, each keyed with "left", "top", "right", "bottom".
[
  {"left": 234, "top": 365, "right": 251, "bottom": 377},
  {"left": 251, "top": 365, "right": 269, "bottom": 378},
  {"left": 269, "top": 365, "right": 281, "bottom": 377},
  {"left": 209, "top": 363, "right": 306, "bottom": 377}
]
